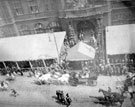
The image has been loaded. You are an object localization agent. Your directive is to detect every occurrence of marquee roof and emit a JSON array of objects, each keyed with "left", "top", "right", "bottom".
[
  {"left": 66, "top": 42, "right": 95, "bottom": 61},
  {"left": 0, "top": 31, "right": 66, "bottom": 61}
]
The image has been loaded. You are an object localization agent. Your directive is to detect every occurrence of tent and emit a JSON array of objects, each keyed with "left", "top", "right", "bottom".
[
  {"left": 106, "top": 24, "right": 135, "bottom": 55},
  {"left": 0, "top": 31, "right": 66, "bottom": 61},
  {"left": 66, "top": 42, "right": 96, "bottom": 61}
]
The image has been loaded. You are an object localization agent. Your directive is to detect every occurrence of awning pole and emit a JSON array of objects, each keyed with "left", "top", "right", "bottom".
[
  {"left": 42, "top": 59, "right": 46, "bottom": 68},
  {"left": 3, "top": 62, "right": 7, "bottom": 69},
  {"left": 16, "top": 62, "right": 20, "bottom": 69},
  {"left": 29, "top": 61, "right": 33, "bottom": 69},
  {"left": 53, "top": 33, "right": 60, "bottom": 63}
]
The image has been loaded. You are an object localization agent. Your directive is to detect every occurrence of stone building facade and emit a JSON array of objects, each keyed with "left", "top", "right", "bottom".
[{"left": 0, "top": 0, "right": 135, "bottom": 63}]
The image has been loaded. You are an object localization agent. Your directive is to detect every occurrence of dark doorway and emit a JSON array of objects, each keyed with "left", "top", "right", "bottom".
[{"left": 77, "top": 20, "right": 96, "bottom": 43}]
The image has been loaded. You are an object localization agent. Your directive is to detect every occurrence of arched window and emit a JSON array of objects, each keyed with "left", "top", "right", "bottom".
[
  {"left": 47, "top": 21, "right": 61, "bottom": 32},
  {"left": 34, "top": 23, "right": 44, "bottom": 34}
]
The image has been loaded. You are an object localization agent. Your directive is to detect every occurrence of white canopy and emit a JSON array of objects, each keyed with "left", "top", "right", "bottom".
[
  {"left": 0, "top": 31, "right": 66, "bottom": 61},
  {"left": 66, "top": 42, "right": 95, "bottom": 61},
  {"left": 106, "top": 24, "right": 135, "bottom": 55}
]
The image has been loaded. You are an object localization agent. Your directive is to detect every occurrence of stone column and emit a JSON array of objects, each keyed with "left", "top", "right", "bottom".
[
  {"left": 96, "top": 15, "right": 106, "bottom": 63},
  {"left": 67, "top": 20, "right": 76, "bottom": 39},
  {"left": 107, "top": 0, "right": 112, "bottom": 26},
  {"left": 5, "top": 1, "right": 20, "bottom": 36},
  {"left": 67, "top": 20, "right": 76, "bottom": 47}
]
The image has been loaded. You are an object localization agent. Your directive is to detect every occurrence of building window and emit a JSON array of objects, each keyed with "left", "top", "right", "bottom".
[
  {"left": 47, "top": 21, "right": 61, "bottom": 32},
  {"left": 27, "top": 0, "right": 39, "bottom": 13},
  {"left": 94, "top": 0, "right": 106, "bottom": 6},
  {"left": 12, "top": 0, "right": 24, "bottom": 16},
  {"left": 34, "top": 23, "right": 44, "bottom": 34},
  {"left": 19, "top": 24, "right": 30, "bottom": 36},
  {"left": 65, "top": 0, "right": 89, "bottom": 9},
  {"left": 50, "top": 21, "right": 59, "bottom": 28},
  {"left": 45, "top": 0, "right": 49, "bottom": 10},
  {"left": 50, "top": 0, "right": 57, "bottom": 10}
]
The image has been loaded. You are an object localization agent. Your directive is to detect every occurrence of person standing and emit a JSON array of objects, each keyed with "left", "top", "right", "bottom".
[
  {"left": 11, "top": 89, "right": 18, "bottom": 97},
  {"left": 89, "top": 30, "right": 97, "bottom": 49},
  {"left": 78, "top": 30, "right": 84, "bottom": 41},
  {"left": 66, "top": 93, "right": 72, "bottom": 107}
]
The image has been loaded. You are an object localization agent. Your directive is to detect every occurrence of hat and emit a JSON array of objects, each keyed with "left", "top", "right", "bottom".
[{"left": 66, "top": 93, "right": 69, "bottom": 97}]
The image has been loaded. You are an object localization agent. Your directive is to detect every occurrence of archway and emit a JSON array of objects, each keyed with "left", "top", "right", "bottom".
[
  {"left": 77, "top": 20, "right": 96, "bottom": 43},
  {"left": 76, "top": 20, "right": 98, "bottom": 70}
]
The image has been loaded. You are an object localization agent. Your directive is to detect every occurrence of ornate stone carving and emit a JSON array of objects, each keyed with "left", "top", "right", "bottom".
[{"left": 96, "top": 16, "right": 105, "bottom": 61}]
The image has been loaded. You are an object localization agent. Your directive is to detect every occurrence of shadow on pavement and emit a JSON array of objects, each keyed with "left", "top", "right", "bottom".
[
  {"left": 89, "top": 96, "right": 118, "bottom": 107},
  {"left": 52, "top": 96, "right": 67, "bottom": 105}
]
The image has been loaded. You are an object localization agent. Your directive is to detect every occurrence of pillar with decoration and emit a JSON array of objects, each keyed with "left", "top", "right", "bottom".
[
  {"left": 67, "top": 21, "right": 76, "bottom": 47},
  {"left": 96, "top": 16, "right": 106, "bottom": 64}
]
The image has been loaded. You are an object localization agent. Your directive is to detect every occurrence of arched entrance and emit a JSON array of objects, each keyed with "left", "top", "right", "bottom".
[
  {"left": 76, "top": 20, "right": 98, "bottom": 71},
  {"left": 77, "top": 20, "right": 96, "bottom": 43}
]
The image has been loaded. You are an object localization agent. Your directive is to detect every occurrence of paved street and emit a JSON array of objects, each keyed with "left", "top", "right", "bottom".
[{"left": 0, "top": 74, "right": 134, "bottom": 107}]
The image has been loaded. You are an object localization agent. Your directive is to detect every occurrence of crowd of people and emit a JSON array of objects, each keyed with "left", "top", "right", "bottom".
[
  {"left": 0, "top": 57, "right": 135, "bottom": 106},
  {"left": 0, "top": 34, "right": 135, "bottom": 86},
  {"left": 0, "top": 58, "right": 134, "bottom": 79}
]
